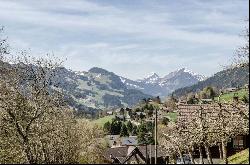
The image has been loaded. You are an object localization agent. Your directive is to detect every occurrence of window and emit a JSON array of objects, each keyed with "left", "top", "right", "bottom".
[{"left": 233, "top": 136, "right": 244, "bottom": 149}]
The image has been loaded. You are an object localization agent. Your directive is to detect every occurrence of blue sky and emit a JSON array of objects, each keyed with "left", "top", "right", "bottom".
[{"left": 0, "top": 0, "right": 249, "bottom": 80}]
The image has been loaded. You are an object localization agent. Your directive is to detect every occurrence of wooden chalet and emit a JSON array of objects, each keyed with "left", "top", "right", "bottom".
[{"left": 104, "top": 145, "right": 169, "bottom": 164}]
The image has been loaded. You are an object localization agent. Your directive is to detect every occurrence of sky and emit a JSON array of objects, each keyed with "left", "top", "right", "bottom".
[{"left": 0, "top": 0, "right": 249, "bottom": 80}]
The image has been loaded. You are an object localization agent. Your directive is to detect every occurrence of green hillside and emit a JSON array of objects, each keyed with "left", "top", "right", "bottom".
[
  {"left": 165, "top": 112, "right": 177, "bottom": 123},
  {"left": 173, "top": 66, "right": 249, "bottom": 97},
  {"left": 92, "top": 115, "right": 115, "bottom": 126},
  {"left": 54, "top": 67, "right": 151, "bottom": 117},
  {"left": 216, "top": 89, "right": 249, "bottom": 103},
  {"left": 225, "top": 148, "right": 249, "bottom": 164}
]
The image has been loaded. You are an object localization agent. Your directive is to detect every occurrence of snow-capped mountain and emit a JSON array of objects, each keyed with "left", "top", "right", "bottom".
[
  {"left": 138, "top": 72, "right": 160, "bottom": 84},
  {"left": 120, "top": 68, "right": 206, "bottom": 98}
]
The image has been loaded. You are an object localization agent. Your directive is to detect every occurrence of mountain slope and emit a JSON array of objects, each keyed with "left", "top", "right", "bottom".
[
  {"left": 120, "top": 68, "right": 205, "bottom": 97},
  {"left": 172, "top": 66, "right": 249, "bottom": 97},
  {"left": 55, "top": 67, "right": 151, "bottom": 116}
]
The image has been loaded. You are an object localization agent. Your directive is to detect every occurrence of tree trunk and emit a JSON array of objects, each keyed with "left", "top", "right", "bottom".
[
  {"left": 218, "top": 143, "right": 223, "bottom": 159},
  {"left": 199, "top": 145, "right": 204, "bottom": 164},
  {"left": 177, "top": 147, "right": 185, "bottom": 164},
  {"left": 24, "top": 142, "right": 35, "bottom": 164},
  {"left": 205, "top": 144, "right": 213, "bottom": 164},
  {"left": 222, "top": 141, "right": 228, "bottom": 164},
  {"left": 188, "top": 148, "right": 195, "bottom": 164},
  {"left": 172, "top": 154, "right": 177, "bottom": 164}
]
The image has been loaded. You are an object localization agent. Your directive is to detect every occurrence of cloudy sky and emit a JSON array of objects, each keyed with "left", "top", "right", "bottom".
[{"left": 0, "top": 0, "right": 249, "bottom": 80}]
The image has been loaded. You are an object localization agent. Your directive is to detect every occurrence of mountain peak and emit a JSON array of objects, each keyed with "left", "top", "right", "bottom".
[
  {"left": 146, "top": 72, "right": 159, "bottom": 79},
  {"left": 137, "top": 72, "right": 160, "bottom": 84},
  {"left": 174, "top": 68, "right": 206, "bottom": 81}
]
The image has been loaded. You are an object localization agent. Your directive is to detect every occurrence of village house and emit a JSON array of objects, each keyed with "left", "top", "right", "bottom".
[
  {"left": 106, "top": 111, "right": 113, "bottom": 115},
  {"left": 223, "top": 87, "right": 238, "bottom": 93},
  {"left": 106, "top": 136, "right": 139, "bottom": 148},
  {"left": 200, "top": 98, "right": 213, "bottom": 104},
  {"left": 244, "top": 84, "right": 249, "bottom": 90},
  {"left": 104, "top": 145, "right": 169, "bottom": 164},
  {"left": 177, "top": 98, "right": 187, "bottom": 105}
]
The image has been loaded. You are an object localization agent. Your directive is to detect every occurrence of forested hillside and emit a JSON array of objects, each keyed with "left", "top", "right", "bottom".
[{"left": 172, "top": 65, "right": 249, "bottom": 97}]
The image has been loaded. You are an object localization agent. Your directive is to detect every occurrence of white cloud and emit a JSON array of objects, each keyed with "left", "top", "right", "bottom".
[{"left": 0, "top": 0, "right": 248, "bottom": 79}]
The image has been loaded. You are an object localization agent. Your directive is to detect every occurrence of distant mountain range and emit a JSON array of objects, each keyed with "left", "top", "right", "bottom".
[
  {"left": 172, "top": 65, "right": 249, "bottom": 97},
  {"left": 54, "top": 67, "right": 206, "bottom": 115},
  {"left": 120, "top": 68, "right": 206, "bottom": 98},
  {"left": 1, "top": 59, "right": 207, "bottom": 116},
  {"left": 54, "top": 67, "right": 151, "bottom": 116},
  {"left": 3, "top": 59, "right": 248, "bottom": 116}
]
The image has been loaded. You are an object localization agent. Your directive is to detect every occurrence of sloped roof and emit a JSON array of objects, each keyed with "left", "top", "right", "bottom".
[{"left": 103, "top": 145, "right": 169, "bottom": 163}]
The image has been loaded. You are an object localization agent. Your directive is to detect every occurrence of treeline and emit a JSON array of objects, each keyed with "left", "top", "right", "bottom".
[{"left": 103, "top": 119, "right": 155, "bottom": 145}]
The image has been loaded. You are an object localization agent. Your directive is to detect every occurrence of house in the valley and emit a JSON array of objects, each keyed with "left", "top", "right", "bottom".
[
  {"left": 244, "top": 84, "right": 249, "bottom": 90},
  {"left": 106, "top": 111, "right": 113, "bottom": 115},
  {"left": 200, "top": 98, "right": 213, "bottom": 104},
  {"left": 177, "top": 98, "right": 187, "bottom": 105},
  {"left": 224, "top": 87, "right": 238, "bottom": 93},
  {"left": 104, "top": 145, "right": 169, "bottom": 164}
]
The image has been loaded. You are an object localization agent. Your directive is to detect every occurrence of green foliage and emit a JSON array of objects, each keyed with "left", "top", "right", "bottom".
[
  {"left": 137, "top": 122, "right": 154, "bottom": 145},
  {"left": 165, "top": 112, "right": 177, "bottom": 123},
  {"left": 127, "top": 121, "right": 133, "bottom": 134},
  {"left": 120, "top": 123, "right": 129, "bottom": 137},
  {"left": 145, "top": 121, "right": 154, "bottom": 133},
  {"left": 242, "top": 95, "right": 249, "bottom": 103},
  {"left": 110, "top": 120, "right": 122, "bottom": 135},
  {"left": 220, "top": 148, "right": 249, "bottom": 164},
  {"left": 103, "top": 121, "right": 111, "bottom": 134},
  {"left": 216, "top": 89, "right": 249, "bottom": 103},
  {"left": 162, "top": 117, "right": 170, "bottom": 126},
  {"left": 131, "top": 125, "right": 138, "bottom": 136},
  {"left": 199, "top": 86, "right": 217, "bottom": 100},
  {"left": 92, "top": 115, "right": 114, "bottom": 127}
]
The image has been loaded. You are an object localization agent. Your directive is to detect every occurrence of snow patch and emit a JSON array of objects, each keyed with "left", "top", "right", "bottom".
[{"left": 120, "top": 77, "right": 126, "bottom": 84}]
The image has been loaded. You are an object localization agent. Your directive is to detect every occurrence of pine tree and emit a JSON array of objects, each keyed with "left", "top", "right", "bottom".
[
  {"left": 137, "top": 123, "right": 148, "bottom": 145},
  {"left": 103, "top": 121, "right": 111, "bottom": 134},
  {"left": 132, "top": 125, "right": 138, "bottom": 136},
  {"left": 127, "top": 121, "right": 133, "bottom": 135},
  {"left": 120, "top": 123, "right": 129, "bottom": 137}
]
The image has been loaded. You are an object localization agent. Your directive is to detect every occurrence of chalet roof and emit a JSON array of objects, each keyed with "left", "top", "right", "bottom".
[
  {"left": 115, "top": 115, "right": 125, "bottom": 119},
  {"left": 137, "top": 145, "right": 168, "bottom": 157},
  {"left": 103, "top": 146, "right": 128, "bottom": 160},
  {"left": 224, "top": 87, "right": 238, "bottom": 91},
  {"left": 103, "top": 145, "right": 168, "bottom": 162},
  {"left": 201, "top": 98, "right": 213, "bottom": 101}
]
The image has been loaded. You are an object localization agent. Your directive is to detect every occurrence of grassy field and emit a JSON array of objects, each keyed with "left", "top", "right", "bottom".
[
  {"left": 225, "top": 148, "right": 249, "bottom": 164},
  {"left": 92, "top": 115, "right": 114, "bottom": 127},
  {"left": 216, "top": 89, "right": 248, "bottom": 103},
  {"left": 165, "top": 112, "right": 177, "bottom": 123}
]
